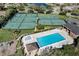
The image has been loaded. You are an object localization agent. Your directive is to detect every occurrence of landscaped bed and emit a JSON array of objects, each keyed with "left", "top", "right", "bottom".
[
  {"left": 14, "top": 49, "right": 24, "bottom": 56},
  {"left": 14, "top": 40, "right": 24, "bottom": 56}
]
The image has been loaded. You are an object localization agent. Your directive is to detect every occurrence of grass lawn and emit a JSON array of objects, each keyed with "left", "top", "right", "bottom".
[
  {"left": 0, "top": 29, "right": 33, "bottom": 55},
  {"left": 38, "top": 14, "right": 56, "bottom": 18},
  {"left": 0, "top": 29, "right": 16, "bottom": 42},
  {"left": 18, "top": 29, "right": 34, "bottom": 35},
  {"left": 57, "top": 15, "right": 68, "bottom": 20},
  {"left": 0, "top": 29, "right": 34, "bottom": 42},
  {"left": 44, "top": 25, "right": 60, "bottom": 30}
]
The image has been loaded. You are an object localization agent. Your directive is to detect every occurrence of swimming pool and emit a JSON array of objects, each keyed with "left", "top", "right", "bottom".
[{"left": 37, "top": 33, "right": 65, "bottom": 48}]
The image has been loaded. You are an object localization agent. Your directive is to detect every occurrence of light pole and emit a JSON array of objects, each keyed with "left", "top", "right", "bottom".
[{"left": 34, "top": 12, "right": 40, "bottom": 31}]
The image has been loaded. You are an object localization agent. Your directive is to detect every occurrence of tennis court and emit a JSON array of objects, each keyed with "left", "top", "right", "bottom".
[
  {"left": 3, "top": 13, "right": 37, "bottom": 29},
  {"left": 39, "top": 15, "right": 66, "bottom": 25},
  {"left": 19, "top": 23, "right": 36, "bottom": 29},
  {"left": 3, "top": 13, "right": 65, "bottom": 29},
  {"left": 3, "top": 23, "right": 20, "bottom": 29}
]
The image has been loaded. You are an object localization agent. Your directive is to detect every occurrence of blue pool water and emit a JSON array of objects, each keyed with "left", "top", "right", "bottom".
[{"left": 37, "top": 33, "right": 65, "bottom": 48}]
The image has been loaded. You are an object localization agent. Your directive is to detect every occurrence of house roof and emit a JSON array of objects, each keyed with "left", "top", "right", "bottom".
[{"left": 64, "top": 22, "right": 79, "bottom": 35}]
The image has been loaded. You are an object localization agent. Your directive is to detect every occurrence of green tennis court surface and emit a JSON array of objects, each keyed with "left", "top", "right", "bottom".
[
  {"left": 3, "top": 13, "right": 37, "bottom": 29},
  {"left": 3, "top": 13, "right": 65, "bottom": 29},
  {"left": 39, "top": 15, "right": 65, "bottom": 25}
]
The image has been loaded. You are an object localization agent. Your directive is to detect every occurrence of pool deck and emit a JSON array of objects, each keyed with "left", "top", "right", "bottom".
[{"left": 22, "top": 28, "right": 73, "bottom": 55}]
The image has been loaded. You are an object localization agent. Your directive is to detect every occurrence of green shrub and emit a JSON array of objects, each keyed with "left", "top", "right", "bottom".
[
  {"left": 59, "top": 11, "right": 66, "bottom": 15},
  {"left": 72, "top": 9, "right": 79, "bottom": 14},
  {"left": 17, "top": 4, "right": 25, "bottom": 11},
  {"left": 5, "top": 8, "right": 17, "bottom": 21}
]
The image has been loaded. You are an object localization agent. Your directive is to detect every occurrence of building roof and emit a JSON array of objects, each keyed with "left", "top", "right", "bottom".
[
  {"left": 63, "top": 5, "right": 78, "bottom": 11},
  {"left": 64, "top": 22, "right": 79, "bottom": 35},
  {"left": 67, "top": 18, "right": 79, "bottom": 26},
  {"left": 26, "top": 42, "right": 39, "bottom": 52}
]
